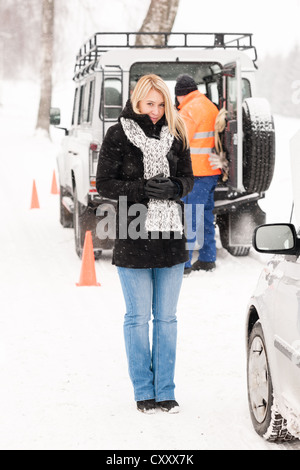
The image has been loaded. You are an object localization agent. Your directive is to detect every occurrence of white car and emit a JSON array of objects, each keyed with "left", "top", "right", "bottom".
[{"left": 246, "top": 130, "right": 300, "bottom": 442}]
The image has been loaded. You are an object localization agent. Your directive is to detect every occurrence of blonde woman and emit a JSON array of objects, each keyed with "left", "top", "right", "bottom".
[{"left": 96, "top": 74, "right": 194, "bottom": 414}]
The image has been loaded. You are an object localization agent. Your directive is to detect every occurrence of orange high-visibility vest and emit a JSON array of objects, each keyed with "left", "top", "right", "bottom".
[{"left": 178, "top": 90, "right": 221, "bottom": 177}]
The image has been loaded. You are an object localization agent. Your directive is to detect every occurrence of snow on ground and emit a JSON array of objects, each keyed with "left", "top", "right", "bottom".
[{"left": 0, "top": 80, "right": 300, "bottom": 450}]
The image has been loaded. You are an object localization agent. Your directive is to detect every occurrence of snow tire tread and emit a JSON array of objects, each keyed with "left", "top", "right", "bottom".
[{"left": 243, "top": 98, "right": 276, "bottom": 194}]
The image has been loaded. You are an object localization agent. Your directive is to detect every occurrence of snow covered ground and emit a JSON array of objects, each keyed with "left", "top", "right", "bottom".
[{"left": 0, "top": 81, "right": 300, "bottom": 450}]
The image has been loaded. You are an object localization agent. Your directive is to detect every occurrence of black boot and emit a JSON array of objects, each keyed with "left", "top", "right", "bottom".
[
  {"left": 157, "top": 400, "right": 180, "bottom": 413},
  {"left": 136, "top": 399, "right": 156, "bottom": 414},
  {"left": 192, "top": 260, "right": 216, "bottom": 272},
  {"left": 184, "top": 267, "right": 192, "bottom": 276}
]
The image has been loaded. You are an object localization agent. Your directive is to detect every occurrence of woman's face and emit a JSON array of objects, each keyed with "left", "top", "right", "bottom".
[{"left": 138, "top": 88, "right": 165, "bottom": 124}]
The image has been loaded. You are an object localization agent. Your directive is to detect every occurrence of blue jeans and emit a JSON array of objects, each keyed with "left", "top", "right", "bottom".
[
  {"left": 183, "top": 175, "right": 219, "bottom": 268},
  {"left": 117, "top": 263, "right": 185, "bottom": 402}
]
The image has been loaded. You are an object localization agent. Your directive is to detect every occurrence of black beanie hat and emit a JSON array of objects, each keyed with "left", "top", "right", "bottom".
[{"left": 175, "top": 74, "right": 198, "bottom": 96}]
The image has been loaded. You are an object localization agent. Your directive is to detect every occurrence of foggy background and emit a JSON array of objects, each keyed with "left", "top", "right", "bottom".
[{"left": 1, "top": 0, "right": 300, "bottom": 118}]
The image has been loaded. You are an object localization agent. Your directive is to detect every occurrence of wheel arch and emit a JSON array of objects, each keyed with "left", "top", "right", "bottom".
[
  {"left": 246, "top": 304, "right": 260, "bottom": 341},
  {"left": 70, "top": 161, "right": 87, "bottom": 205},
  {"left": 246, "top": 309, "right": 297, "bottom": 442},
  {"left": 71, "top": 170, "right": 76, "bottom": 193},
  {"left": 246, "top": 303, "right": 282, "bottom": 419}
]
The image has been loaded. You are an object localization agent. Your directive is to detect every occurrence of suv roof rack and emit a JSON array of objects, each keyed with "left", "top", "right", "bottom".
[{"left": 74, "top": 32, "right": 258, "bottom": 79}]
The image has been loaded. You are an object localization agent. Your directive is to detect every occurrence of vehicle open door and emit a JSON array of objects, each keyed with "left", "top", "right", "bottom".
[{"left": 222, "top": 60, "right": 244, "bottom": 192}]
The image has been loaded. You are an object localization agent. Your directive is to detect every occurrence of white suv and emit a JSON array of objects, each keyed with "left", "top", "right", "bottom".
[
  {"left": 51, "top": 32, "right": 275, "bottom": 258},
  {"left": 246, "top": 130, "right": 300, "bottom": 442}
]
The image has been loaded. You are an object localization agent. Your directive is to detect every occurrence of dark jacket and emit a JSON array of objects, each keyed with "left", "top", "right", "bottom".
[{"left": 96, "top": 100, "right": 194, "bottom": 268}]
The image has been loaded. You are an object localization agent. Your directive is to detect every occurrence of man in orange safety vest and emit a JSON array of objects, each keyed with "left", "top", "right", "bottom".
[{"left": 175, "top": 74, "right": 225, "bottom": 275}]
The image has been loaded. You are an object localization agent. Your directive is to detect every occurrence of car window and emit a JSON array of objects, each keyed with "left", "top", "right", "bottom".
[
  {"left": 227, "top": 77, "right": 252, "bottom": 118},
  {"left": 100, "top": 78, "right": 122, "bottom": 121},
  {"left": 242, "top": 79, "right": 251, "bottom": 101},
  {"left": 87, "top": 80, "right": 95, "bottom": 123},
  {"left": 227, "top": 74, "right": 237, "bottom": 118},
  {"left": 77, "top": 85, "right": 85, "bottom": 125},
  {"left": 130, "top": 61, "right": 222, "bottom": 105},
  {"left": 71, "top": 88, "right": 78, "bottom": 126},
  {"left": 207, "top": 82, "right": 219, "bottom": 106}
]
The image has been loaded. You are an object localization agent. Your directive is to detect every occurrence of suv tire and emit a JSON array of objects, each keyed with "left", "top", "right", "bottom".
[
  {"left": 243, "top": 98, "right": 276, "bottom": 194},
  {"left": 217, "top": 212, "right": 250, "bottom": 257},
  {"left": 217, "top": 201, "right": 266, "bottom": 257},
  {"left": 226, "top": 245, "right": 250, "bottom": 257},
  {"left": 247, "top": 321, "right": 295, "bottom": 442}
]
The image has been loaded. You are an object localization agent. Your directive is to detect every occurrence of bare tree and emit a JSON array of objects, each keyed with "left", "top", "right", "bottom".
[
  {"left": 36, "top": 0, "right": 55, "bottom": 135},
  {"left": 0, "top": 0, "right": 42, "bottom": 79},
  {"left": 136, "top": 0, "right": 180, "bottom": 46}
]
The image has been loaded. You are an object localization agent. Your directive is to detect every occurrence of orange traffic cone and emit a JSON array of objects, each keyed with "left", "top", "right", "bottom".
[
  {"left": 51, "top": 170, "right": 59, "bottom": 195},
  {"left": 30, "top": 180, "right": 40, "bottom": 209},
  {"left": 76, "top": 231, "right": 101, "bottom": 287}
]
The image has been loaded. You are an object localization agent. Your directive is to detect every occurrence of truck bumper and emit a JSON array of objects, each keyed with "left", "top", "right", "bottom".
[{"left": 214, "top": 191, "right": 264, "bottom": 215}]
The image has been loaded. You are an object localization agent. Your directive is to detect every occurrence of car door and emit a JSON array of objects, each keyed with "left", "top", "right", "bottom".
[
  {"left": 273, "top": 255, "right": 300, "bottom": 411},
  {"left": 222, "top": 60, "right": 244, "bottom": 192}
]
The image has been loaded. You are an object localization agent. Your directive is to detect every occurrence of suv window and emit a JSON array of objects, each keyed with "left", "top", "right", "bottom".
[
  {"left": 207, "top": 82, "right": 219, "bottom": 104},
  {"left": 87, "top": 79, "right": 95, "bottom": 123},
  {"left": 72, "top": 81, "right": 95, "bottom": 126},
  {"left": 78, "top": 85, "right": 85, "bottom": 125},
  {"left": 242, "top": 79, "right": 251, "bottom": 101},
  {"left": 130, "top": 62, "right": 222, "bottom": 105},
  {"left": 227, "top": 76, "right": 251, "bottom": 118},
  {"left": 100, "top": 78, "right": 122, "bottom": 120},
  {"left": 71, "top": 88, "right": 78, "bottom": 126}
]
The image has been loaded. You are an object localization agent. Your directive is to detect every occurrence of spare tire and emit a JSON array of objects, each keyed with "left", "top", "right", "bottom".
[{"left": 243, "top": 98, "right": 275, "bottom": 194}]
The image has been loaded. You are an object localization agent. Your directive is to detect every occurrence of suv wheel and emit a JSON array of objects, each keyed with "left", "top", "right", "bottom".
[
  {"left": 217, "top": 200, "right": 266, "bottom": 257},
  {"left": 247, "top": 321, "right": 295, "bottom": 442},
  {"left": 243, "top": 98, "right": 276, "bottom": 194},
  {"left": 217, "top": 212, "right": 250, "bottom": 257},
  {"left": 226, "top": 246, "right": 250, "bottom": 256},
  {"left": 73, "top": 187, "right": 85, "bottom": 258}
]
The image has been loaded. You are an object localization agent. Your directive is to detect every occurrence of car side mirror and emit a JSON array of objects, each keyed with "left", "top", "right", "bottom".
[
  {"left": 253, "top": 224, "right": 300, "bottom": 255},
  {"left": 50, "top": 107, "right": 61, "bottom": 126},
  {"left": 49, "top": 107, "right": 69, "bottom": 135}
]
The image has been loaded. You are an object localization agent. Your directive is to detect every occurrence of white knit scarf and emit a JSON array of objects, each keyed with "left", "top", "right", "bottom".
[{"left": 121, "top": 118, "right": 183, "bottom": 233}]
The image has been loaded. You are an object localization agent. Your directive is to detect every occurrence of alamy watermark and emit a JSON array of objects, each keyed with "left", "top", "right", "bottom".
[{"left": 96, "top": 196, "right": 204, "bottom": 250}]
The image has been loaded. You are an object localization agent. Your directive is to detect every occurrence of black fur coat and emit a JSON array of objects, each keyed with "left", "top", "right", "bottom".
[{"left": 96, "top": 100, "right": 194, "bottom": 268}]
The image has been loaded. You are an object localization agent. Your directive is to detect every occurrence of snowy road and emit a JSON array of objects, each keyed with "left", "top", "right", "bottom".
[{"left": 0, "top": 84, "right": 300, "bottom": 450}]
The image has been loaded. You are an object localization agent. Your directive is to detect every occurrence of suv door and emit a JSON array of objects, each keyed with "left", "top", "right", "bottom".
[{"left": 222, "top": 60, "right": 244, "bottom": 192}]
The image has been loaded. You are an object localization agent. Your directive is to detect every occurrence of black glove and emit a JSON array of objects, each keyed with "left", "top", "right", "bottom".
[{"left": 145, "top": 175, "right": 180, "bottom": 200}]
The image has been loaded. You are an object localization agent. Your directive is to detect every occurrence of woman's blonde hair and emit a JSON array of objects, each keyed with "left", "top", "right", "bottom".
[{"left": 131, "top": 74, "right": 189, "bottom": 149}]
